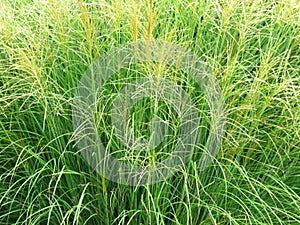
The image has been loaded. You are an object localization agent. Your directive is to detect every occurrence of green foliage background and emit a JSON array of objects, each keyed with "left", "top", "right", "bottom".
[{"left": 0, "top": 0, "right": 299, "bottom": 224}]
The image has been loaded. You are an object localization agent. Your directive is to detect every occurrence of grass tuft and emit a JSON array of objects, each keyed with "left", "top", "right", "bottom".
[{"left": 0, "top": 0, "right": 299, "bottom": 224}]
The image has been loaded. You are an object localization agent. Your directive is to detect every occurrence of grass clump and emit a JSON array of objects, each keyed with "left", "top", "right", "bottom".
[{"left": 0, "top": 0, "right": 299, "bottom": 224}]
